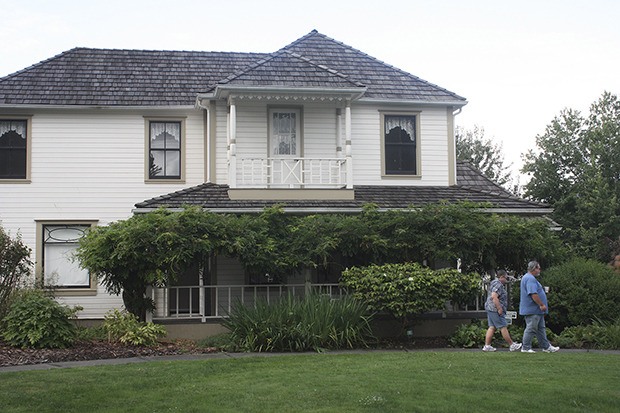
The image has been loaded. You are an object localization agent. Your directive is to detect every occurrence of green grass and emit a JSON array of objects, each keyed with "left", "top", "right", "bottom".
[{"left": 1, "top": 351, "right": 619, "bottom": 412}]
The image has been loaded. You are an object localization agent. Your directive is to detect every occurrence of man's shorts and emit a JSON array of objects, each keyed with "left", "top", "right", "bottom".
[{"left": 487, "top": 311, "right": 508, "bottom": 328}]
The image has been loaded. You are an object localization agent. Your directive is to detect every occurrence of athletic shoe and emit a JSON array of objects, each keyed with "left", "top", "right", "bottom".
[
  {"left": 509, "top": 342, "right": 523, "bottom": 352},
  {"left": 543, "top": 345, "right": 560, "bottom": 353},
  {"left": 521, "top": 349, "right": 536, "bottom": 353},
  {"left": 482, "top": 345, "right": 496, "bottom": 352}
]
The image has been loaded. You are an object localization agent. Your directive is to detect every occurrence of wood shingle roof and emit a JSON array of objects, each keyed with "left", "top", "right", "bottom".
[
  {"left": 134, "top": 161, "right": 550, "bottom": 213},
  {"left": 0, "top": 30, "right": 466, "bottom": 106}
]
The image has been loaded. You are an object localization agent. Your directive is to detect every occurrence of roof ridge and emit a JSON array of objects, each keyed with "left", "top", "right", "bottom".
[
  {"left": 282, "top": 30, "right": 466, "bottom": 101},
  {"left": 457, "top": 160, "right": 510, "bottom": 193},
  {"left": 209, "top": 48, "right": 366, "bottom": 89},
  {"left": 281, "top": 50, "right": 366, "bottom": 88}
]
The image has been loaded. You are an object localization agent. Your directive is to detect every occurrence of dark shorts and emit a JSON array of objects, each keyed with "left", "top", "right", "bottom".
[{"left": 487, "top": 311, "right": 508, "bottom": 328}]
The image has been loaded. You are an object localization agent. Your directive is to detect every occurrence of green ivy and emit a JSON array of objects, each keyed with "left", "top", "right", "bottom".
[{"left": 77, "top": 203, "right": 566, "bottom": 320}]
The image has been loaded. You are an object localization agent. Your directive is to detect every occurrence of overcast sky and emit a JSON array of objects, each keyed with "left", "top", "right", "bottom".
[{"left": 1, "top": 0, "right": 618, "bottom": 179}]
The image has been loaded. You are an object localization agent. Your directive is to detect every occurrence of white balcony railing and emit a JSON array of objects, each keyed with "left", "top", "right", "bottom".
[{"left": 239, "top": 157, "right": 348, "bottom": 188}]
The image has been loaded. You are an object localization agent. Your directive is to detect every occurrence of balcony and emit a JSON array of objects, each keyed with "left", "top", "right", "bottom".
[{"left": 236, "top": 157, "right": 349, "bottom": 188}]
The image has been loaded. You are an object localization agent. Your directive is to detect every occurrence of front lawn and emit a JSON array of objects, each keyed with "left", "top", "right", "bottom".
[{"left": 2, "top": 351, "right": 619, "bottom": 412}]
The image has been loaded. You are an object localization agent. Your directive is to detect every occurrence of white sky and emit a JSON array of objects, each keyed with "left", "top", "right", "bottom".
[{"left": 1, "top": 0, "right": 619, "bottom": 178}]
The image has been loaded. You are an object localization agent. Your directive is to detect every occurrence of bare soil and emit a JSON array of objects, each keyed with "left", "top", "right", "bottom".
[{"left": 0, "top": 337, "right": 449, "bottom": 367}]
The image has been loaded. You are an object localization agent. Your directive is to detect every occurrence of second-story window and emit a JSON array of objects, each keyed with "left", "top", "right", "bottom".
[
  {"left": 383, "top": 114, "right": 419, "bottom": 175},
  {"left": 270, "top": 109, "right": 300, "bottom": 157},
  {"left": 0, "top": 119, "right": 28, "bottom": 180},
  {"left": 148, "top": 121, "right": 181, "bottom": 179}
]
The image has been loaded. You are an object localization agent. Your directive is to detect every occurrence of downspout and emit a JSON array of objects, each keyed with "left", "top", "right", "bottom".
[{"left": 195, "top": 97, "right": 211, "bottom": 182}]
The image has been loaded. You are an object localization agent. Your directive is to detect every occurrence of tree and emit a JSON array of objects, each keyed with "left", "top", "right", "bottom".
[
  {"left": 76, "top": 207, "right": 224, "bottom": 320},
  {"left": 522, "top": 91, "right": 620, "bottom": 261},
  {"left": 0, "top": 227, "right": 32, "bottom": 320},
  {"left": 456, "top": 125, "right": 514, "bottom": 188}
]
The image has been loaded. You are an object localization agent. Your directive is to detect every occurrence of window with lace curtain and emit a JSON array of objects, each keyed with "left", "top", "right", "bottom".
[
  {"left": 0, "top": 118, "right": 29, "bottom": 180},
  {"left": 147, "top": 119, "right": 184, "bottom": 180},
  {"left": 382, "top": 113, "right": 420, "bottom": 176}
]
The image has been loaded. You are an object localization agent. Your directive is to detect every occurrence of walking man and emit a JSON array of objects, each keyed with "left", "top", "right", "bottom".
[
  {"left": 519, "top": 261, "right": 560, "bottom": 353},
  {"left": 483, "top": 270, "right": 522, "bottom": 352}
]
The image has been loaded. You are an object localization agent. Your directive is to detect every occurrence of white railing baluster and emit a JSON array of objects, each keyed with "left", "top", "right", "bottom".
[{"left": 239, "top": 157, "right": 347, "bottom": 188}]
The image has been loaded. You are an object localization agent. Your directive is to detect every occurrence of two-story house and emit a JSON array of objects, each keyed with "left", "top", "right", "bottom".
[{"left": 0, "top": 30, "right": 550, "bottom": 333}]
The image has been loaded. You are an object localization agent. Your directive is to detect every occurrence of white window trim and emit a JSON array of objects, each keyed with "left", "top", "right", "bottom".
[{"left": 268, "top": 107, "right": 303, "bottom": 158}]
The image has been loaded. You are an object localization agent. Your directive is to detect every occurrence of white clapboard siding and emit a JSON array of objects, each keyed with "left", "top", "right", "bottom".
[{"left": 0, "top": 108, "right": 206, "bottom": 318}]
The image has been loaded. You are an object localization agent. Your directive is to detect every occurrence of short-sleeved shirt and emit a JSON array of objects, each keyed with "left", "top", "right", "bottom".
[
  {"left": 519, "top": 272, "right": 548, "bottom": 315},
  {"left": 484, "top": 279, "right": 507, "bottom": 313}
]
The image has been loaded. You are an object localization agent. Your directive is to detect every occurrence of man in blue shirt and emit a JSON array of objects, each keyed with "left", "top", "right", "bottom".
[{"left": 519, "top": 261, "right": 560, "bottom": 353}]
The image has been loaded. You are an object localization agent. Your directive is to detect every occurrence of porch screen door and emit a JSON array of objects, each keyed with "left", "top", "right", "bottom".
[{"left": 269, "top": 109, "right": 301, "bottom": 185}]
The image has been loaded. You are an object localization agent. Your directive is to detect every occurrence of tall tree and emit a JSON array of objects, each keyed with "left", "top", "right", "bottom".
[
  {"left": 522, "top": 91, "right": 620, "bottom": 261},
  {"left": 455, "top": 125, "right": 514, "bottom": 188}
]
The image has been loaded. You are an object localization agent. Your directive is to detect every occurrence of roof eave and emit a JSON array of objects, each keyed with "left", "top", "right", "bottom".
[
  {"left": 198, "top": 85, "right": 367, "bottom": 101},
  {"left": 357, "top": 97, "right": 468, "bottom": 107},
  {"left": 0, "top": 103, "right": 197, "bottom": 110}
]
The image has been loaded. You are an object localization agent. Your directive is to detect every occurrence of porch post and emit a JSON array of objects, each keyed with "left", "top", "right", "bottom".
[
  {"left": 145, "top": 285, "right": 153, "bottom": 322},
  {"left": 336, "top": 108, "right": 343, "bottom": 158},
  {"left": 228, "top": 98, "right": 237, "bottom": 188},
  {"left": 199, "top": 263, "right": 205, "bottom": 322},
  {"left": 345, "top": 101, "right": 353, "bottom": 189}
]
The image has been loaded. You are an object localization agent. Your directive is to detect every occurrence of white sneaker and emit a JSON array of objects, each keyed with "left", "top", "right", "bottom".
[
  {"left": 521, "top": 348, "right": 536, "bottom": 353},
  {"left": 482, "top": 345, "right": 496, "bottom": 352},
  {"left": 543, "top": 345, "right": 560, "bottom": 353},
  {"left": 510, "top": 342, "right": 523, "bottom": 352}
]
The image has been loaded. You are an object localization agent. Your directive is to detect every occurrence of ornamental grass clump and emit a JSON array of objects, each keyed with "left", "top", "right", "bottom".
[{"left": 223, "top": 293, "right": 374, "bottom": 352}]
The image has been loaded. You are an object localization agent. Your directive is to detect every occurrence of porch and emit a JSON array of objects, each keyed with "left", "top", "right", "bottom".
[{"left": 148, "top": 281, "right": 490, "bottom": 323}]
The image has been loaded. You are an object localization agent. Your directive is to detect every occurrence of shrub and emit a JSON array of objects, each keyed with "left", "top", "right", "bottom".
[
  {"left": 540, "top": 258, "right": 620, "bottom": 331},
  {"left": 223, "top": 294, "right": 374, "bottom": 352},
  {"left": 449, "top": 320, "right": 487, "bottom": 348},
  {"left": 2, "top": 289, "right": 80, "bottom": 348},
  {"left": 557, "top": 318, "right": 620, "bottom": 350},
  {"left": 340, "top": 262, "right": 480, "bottom": 333},
  {"left": 102, "top": 309, "right": 167, "bottom": 346},
  {"left": 0, "top": 227, "right": 32, "bottom": 321}
]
